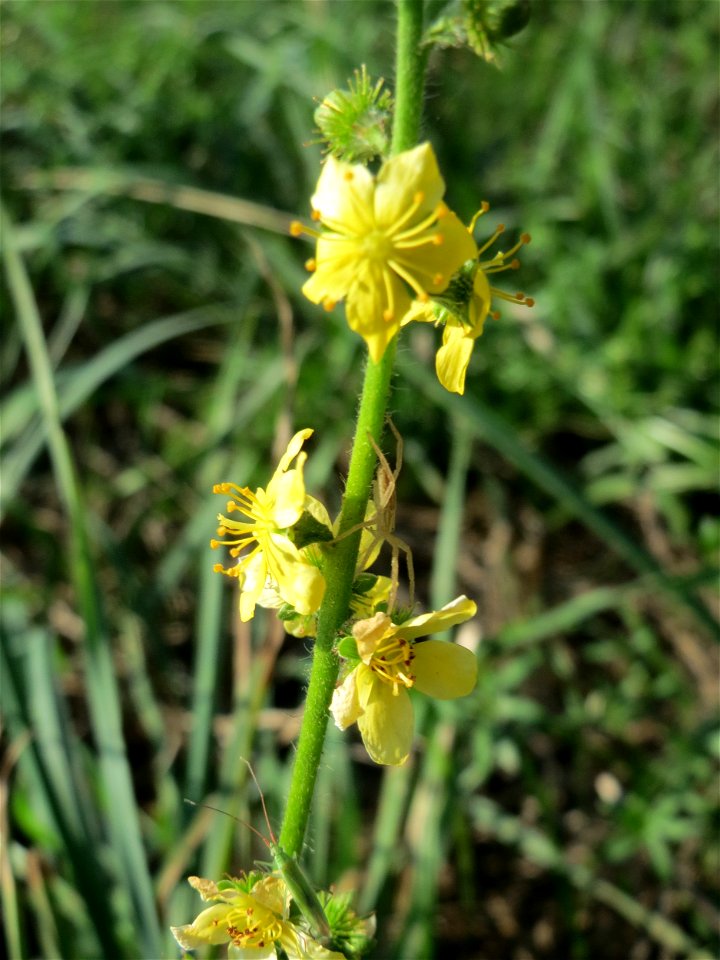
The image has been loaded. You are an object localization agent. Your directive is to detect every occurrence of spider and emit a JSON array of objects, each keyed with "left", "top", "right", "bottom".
[{"left": 335, "top": 419, "right": 415, "bottom": 611}]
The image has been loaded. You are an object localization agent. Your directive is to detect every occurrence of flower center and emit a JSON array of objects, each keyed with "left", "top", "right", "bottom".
[
  {"left": 369, "top": 632, "right": 416, "bottom": 694},
  {"left": 226, "top": 903, "right": 284, "bottom": 950},
  {"left": 363, "top": 230, "right": 393, "bottom": 262}
]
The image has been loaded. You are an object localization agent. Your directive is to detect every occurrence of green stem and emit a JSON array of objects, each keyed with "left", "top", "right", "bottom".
[
  {"left": 278, "top": 0, "right": 427, "bottom": 858},
  {"left": 279, "top": 343, "right": 397, "bottom": 856},
  {"left": 391, "top": 0, "right": 427, "bottom": 155}
]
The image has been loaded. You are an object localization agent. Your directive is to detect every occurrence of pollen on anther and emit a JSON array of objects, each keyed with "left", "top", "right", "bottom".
[
  {"left": 305, "top": 258, "right": 317, "bottom": 272},
  {"left": 289, "top": 221, "right": 303, "bottom": 237},
  {"left": 311, "top": 209, "right": 322, "bottom": 222},
  {"left": 213, "top": 562, "right": 224, "bottom": 572}
]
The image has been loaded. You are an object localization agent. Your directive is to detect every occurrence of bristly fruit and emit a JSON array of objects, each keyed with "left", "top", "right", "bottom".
[{"left": 312, "top": 65, "right": 393, "bottom": 163}]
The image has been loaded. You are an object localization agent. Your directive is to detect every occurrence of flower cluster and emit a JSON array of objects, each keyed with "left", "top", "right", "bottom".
[
  {"left": 291, "top": 142, "right": 476, "bottom": 363},
  {"left": 293, "top": 142, "right": 532, "bottom": 395},
  {"left": 211, "top": 424, "right": 478, "bottom": 767}
]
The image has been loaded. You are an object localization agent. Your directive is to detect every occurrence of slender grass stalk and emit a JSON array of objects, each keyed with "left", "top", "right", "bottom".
[
  {"left": 2, "top": 205, "right": 163, "bottom": 957},
  {"left": 278, "top": 0, "right": 428, "bottom": 858}
]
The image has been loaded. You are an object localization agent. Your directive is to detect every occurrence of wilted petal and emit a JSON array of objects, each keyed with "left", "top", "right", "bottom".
[{"left": 330, "top": 670, "right": 362, "bottom": 731}]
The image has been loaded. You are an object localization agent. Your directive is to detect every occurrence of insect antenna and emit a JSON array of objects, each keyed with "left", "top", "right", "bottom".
[
  {"left": 240, "top": 757, "right": 277, "bottom": 846},
  {"left": 183, "top": 797, "right": 270, "bottom": 851}
]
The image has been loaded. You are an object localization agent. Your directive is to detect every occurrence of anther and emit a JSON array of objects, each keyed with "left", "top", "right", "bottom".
[
  {"left": 383, "top": 308, "right": 394, "bottom": 322},
  {"left": 525, "top": 297, "right": 535, "bottom": 307},
  {"left": 413, "top": 191, "right": 425, "bottom": 204},
  {"left": 323, "top": 298, "right": 336, "bottom": 312},
  {"left": 289, "top": 221, "right": 304, "bottom": 237},
  {"left": 311, "top": 209, "right": 321, "bottom": 222},
  {"left": 510, "top": 258, "right": 520, "bottom": 269},
  {"left": 305, "top": 258, "right": 316, "bottom": 272},
  {"left": 432, "top": 234, "right": 444, "bottom": 245},
  {"left": 432, "top": 272, "right": 444, "bottom": 285},
  {"left": 521, "top": 232, "right": 531, "bottom": 244}
]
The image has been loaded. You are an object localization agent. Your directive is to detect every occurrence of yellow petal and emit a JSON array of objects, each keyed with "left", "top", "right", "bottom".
[
  {"left": 285, "top": 559, "right": 325, "bottom": 616},
  {"left": 436, "top": 327, "right": 475, "bottom": 395},
  {"left": 277, "top": 428, "right": 314, "bottom": 473},
  {"left": 356, "top": 669, "right": 414, "bottom": 765},
  {"left": 401, "top": 299, "right": 436, "bottom": 326},
  {"left": 171, "top": 904, "right": 232, "bottom": 948},
  {"left": 396, "top": 596, "right": 477, "bottom": 641},
  {"left": 375, "top": 142, "right": 444, "bottom": 228},
  {"left": 412, "top": 639, "right": 478, "bottom": 699},
  {"left": 345, "top": 261, "right": 409, "bottom": 362},
  {"left": 269, "top": 462, "right": 307, "bottom": 528},
  {"left": 470, "top": 268, "right": 492, "bottom": 328},
  {"left": 239, "top": 553, "right": 268, "bottom": 621},
  {"left": 401, "top": 211, "right": 477, "bottom": 295},
  {"left": 330, "top": 670, "right": 362, "bottom": 731},
  {"left": 302, "top": 237, "right": 361, "bottom": 304},
  {"left": 311, "top": 155, "right": 375, "bottom": 231}
]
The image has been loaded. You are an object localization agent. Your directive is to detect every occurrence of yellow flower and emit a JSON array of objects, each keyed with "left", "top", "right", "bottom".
[
  {"left": 330, "top": 597, "right": 478, "bottom": 765},
  {"left": 171, "top": 874, "right": 344, "bottom": 960},
  {"left": 211, "top": 429, "right": 325, "bottom": 622},
  {"left": 291, "top": 142, "right": 477, "bottom": 363},
  {"left": 404, "top": 205, "right": 534, "bottom": 394}
]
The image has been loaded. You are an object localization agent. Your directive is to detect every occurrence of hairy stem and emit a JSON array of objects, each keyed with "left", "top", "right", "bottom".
[{"left": 278, "top": 0, "right": 427, "bottom": 858}]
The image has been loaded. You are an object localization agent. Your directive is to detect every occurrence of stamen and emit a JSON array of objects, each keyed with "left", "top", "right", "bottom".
[
  {"left": 477, "top": 224, "right": 505, "bottom": 256},
  {"left": 323, "top": 298, "right": 337, "bottom": 312},
  {"left": 382, "top": 269, "right": 396, "bottom": 322},
  {"left": 393, "top": 202, "right": 446, "bottom": 244},
  {"left": 387, "top": 258, "right": 428, "bottom": 300},
  {"left": 468, "top": 201, "right": 490, "bottom": 234},
  {"left": 289, "top": 220, "right": 321, "bottom": 241},
  {"left": 384, "top": 189, "right": 430, "bottom": 236},
  {"left": 305, "top": 258, "right": 316, "bottom": 272}
]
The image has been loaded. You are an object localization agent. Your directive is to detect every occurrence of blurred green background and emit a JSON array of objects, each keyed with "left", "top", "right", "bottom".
[{"left": 2, "top": 1, "right": 718, "bottom": 958}]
